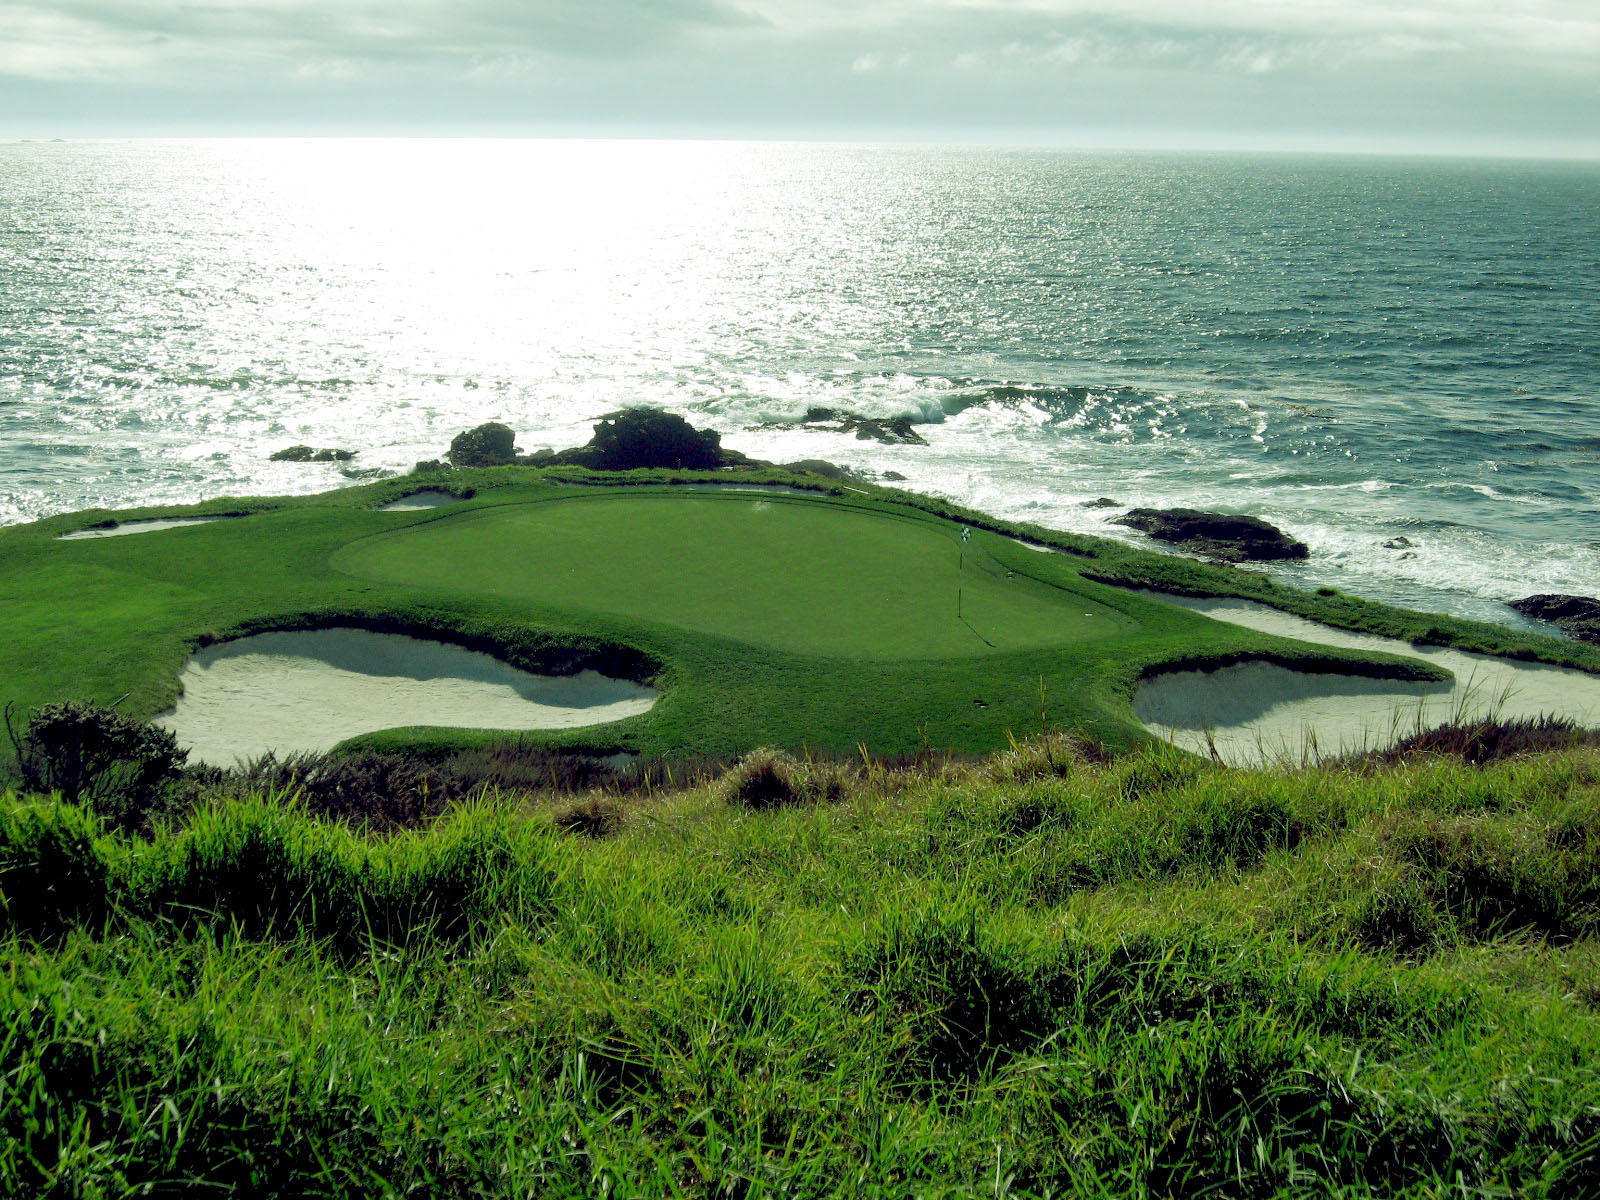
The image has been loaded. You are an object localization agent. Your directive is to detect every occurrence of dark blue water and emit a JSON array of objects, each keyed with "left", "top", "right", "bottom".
[{"left": 2, "top": 140, "right": 1596, "bottom": 626}]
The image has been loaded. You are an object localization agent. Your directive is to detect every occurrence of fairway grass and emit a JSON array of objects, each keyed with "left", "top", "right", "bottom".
[
  {"left": 3, "top": 469, "right": 1571, "bottom": 768},
  {"left": 333, "top": 493, "right": 1126, "bottom": 658}
]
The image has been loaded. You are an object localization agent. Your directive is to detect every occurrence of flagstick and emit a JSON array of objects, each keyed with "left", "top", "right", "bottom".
[{"left": 957, "top": 528, "right": 967, "bottom": 619}]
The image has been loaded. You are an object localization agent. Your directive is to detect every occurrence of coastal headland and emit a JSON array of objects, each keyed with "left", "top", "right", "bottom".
[{"left": 3, "top": 459, "right": 1597, "bottom": 773}]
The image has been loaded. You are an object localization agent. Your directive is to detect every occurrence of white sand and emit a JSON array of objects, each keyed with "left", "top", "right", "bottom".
[
  {"left": 158, "top": 628, "right": 657, "bottom": 767},
  {"left": 376, "top": 491, "right": 465, "bottom": 512},
  {"left": 1005, "top": 536, "right": 1056, "bottom": 553},
  {"left": 676, "top": 484, "right": 825, "bottom": 497},
  {"left": 1132, "top": 592, "right": 1600, "bottom": 764},
  {"left": 59, "top": 516, "right": 233, "bottom": 540}
]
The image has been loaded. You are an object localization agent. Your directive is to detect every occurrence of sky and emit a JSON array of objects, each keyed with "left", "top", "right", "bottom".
[{"left": 3, "top": 0, "right": 1599, "bottom": 156}]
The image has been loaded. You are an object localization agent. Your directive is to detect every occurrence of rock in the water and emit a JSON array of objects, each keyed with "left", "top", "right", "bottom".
[
  {"left": 1509, "top": 594, "right": 1600, "bottom": 645},
  {"left": 448, "top": 422, "right": 518, "bottom": 468},
  {"left": 1084, "top": 497, "right": 1121, "bottom": 509},
  {"left": 270, "top": 445, "right": 354, "bottom": 463},
  {"left": 1382, "top": 536, "right": 1414, "bottom": 549},
  {"left": 757, "top": 407, "right": 928, "bottom": 446},
  {"left": 1113, "top": 507, "right": 1309, "bottom": 562},
  {"left": 781, "top": 459, "right": 857, "bottom": 481}
]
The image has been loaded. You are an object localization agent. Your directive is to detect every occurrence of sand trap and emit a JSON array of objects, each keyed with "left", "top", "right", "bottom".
[
  {"left": 376, "top": 491, "right": 465, "bottom": 512},
  {"left": 59, "top": 516, "right": 233, "bottom": 540},
  {"left": 159, "top": 628, "right": 657, "bottom": 767},
  {"left": 676, "top": 484, "right": 824, "bottom": 497},
  {"left": 1132, "top": 592, "right": 1600, "bottom": 764},
  {"left": 1005, "top": 536, "right": 1056, "bottom": 553}
]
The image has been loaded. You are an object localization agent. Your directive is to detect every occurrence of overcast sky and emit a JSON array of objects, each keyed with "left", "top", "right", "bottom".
[{"left": 4, "top": 0, "right": 1598, "bottom": 156}]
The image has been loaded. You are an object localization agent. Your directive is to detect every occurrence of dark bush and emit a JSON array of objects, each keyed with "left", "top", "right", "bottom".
[
  {"left": 447, "top": 422, "right": 517, "bottom": 468},
  {"left": 1359, "top": 716, "right": 1592, "bottom": 766},
  {"left": 0, "top": 800, "right": 110, "bottom": 937},
  {"left": 5, "top": 702, "right": 187, "bottom": 833},
  {"left": 717, "top": 748, "right": 808, "bottom": 808},
  {"left": 221, "top": 746, "right": 718, "bottom": 831},
  {"left": 588, "top": 409, "right": 724, "bottom": 470},
  {"left": 551, "top": 796, "right": 626, "bottom": 837}
]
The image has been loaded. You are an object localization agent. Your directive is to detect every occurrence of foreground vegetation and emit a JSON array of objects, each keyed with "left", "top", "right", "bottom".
[{"left": 4, "top": 727, "right": 1599, "bottom": 1196}]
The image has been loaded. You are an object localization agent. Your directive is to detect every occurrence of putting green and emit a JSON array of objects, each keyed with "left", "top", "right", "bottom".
[{"left": 333, "top": 493, "right": 1125, "bottom": 659}]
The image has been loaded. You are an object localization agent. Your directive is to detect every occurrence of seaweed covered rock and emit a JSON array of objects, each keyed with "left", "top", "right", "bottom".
[
  {"left": 270, "top": 445, "right": 354, "bottom": 463},
  {"left": 448, "top": 422, "right": 518, "bottom": 468},
  {"left": 1509, "top": 594, "right": 1600, "bottom": 645},
  {"left": 757, "top": 406, "right": 928, "bottom": 446},
  {"left": 1113, "top": 507, "right": 1308, "bottom": 562}
]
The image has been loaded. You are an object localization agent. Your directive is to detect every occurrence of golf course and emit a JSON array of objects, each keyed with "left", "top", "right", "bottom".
[
  {"left": 11, "top": 462, "right": 1600, "bottom": 771},
  {"left": 9, "top": 465, "right": 1600, "bottom": 1198}
]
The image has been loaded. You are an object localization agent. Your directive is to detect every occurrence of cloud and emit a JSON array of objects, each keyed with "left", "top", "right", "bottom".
[
  {"left": 0, "top": 0, "right": 764, "bottom": 83},
  {"left": 1, "top": 0, "right": 1595, "bottom": 151}
]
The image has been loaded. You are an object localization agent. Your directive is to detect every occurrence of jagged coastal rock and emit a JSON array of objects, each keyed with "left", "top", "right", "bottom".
[
  {"left": 429, "top": 410, "right": 763, "bottom": 475},
  {"left": 1113, "top": 507, "right": 1309, "bottom": 562},
  {"left": 270, "top": 445, "right": 355, "bottom": 463},
  {"left": 755, "top": 406, "right": 928, "bottom": 446},
  {"left": 1509, "top": 594, "right": 1600, "bottom": 645},
  {"left": 447, "top": 422, "right": 518, "bottom": 468}
]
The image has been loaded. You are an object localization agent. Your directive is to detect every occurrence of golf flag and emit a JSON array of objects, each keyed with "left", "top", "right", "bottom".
[{"left": 961, "top": 527, "right": 971, "bottom": 542}]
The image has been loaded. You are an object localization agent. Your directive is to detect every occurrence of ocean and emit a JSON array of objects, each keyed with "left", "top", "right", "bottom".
[{"left": 2, "top": 139, "right": 1596, "bottom": 629}]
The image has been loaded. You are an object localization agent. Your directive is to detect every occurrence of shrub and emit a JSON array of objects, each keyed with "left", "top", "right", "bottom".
[
  {"left": 980, "top": 731, "right": 1102, "bottom": 782},
  {"left": 715, "top": 747, "right": 855, "bottom": 808},
  {"left": 1360, "top": 716, "right": 1590, "bottom": 766},
  {"left": 551, "top": 796, "right": 626, "bottom": 837},
  {"left": 718, "top": 748, "right": 808, "bottom": 808},
  {"left": 0, "top": 799, "right": 110, "bottom": 937},
  {"left": 588, "top": 409, "right": 723, "bottom": 470},
  {"left": 5, "top": 702, "right": 186, "bottom": 833}
]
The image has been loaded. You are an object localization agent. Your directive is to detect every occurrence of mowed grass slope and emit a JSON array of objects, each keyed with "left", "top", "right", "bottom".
[
  {"left": 333, "top": 493, "right": 1126, "bottom": 657},
  {"left": 0, "top": 474, "right": 1448, "bottom": 769}
]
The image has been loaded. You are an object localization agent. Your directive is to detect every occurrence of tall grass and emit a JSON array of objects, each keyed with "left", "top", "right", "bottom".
[{"left": 3, "top": 732, "right": 1599, "bottom": 1195}]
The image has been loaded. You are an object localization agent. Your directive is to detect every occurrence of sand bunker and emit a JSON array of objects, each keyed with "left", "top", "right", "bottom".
[
  {"left": 376, "top": 491, "right": 465, "bottom": 512},
  {"left": 59, "top": 516, "right": 233, "bottom": 540},
  {"left": 1133, "top": 592, "right": 1600, "bottom": 764},
  {"left": 677, "top": 484, "right": 824, "bottom": 497},
  {"left": 159, "top": 628, "right": 656, "bottom": 767},
  {"left": 1005, "top": 536, "right": 1056, "bottom": 554}
]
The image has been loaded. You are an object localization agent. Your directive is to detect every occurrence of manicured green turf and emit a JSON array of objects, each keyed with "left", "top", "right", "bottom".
[
  {"left": 0, "top": 471, "right": 1467, "bottom": 769},
  {"left": 334, "top": 493, "right": 1125, "bottom": 658}
]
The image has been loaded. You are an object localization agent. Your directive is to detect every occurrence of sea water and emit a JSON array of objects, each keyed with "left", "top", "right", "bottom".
[{"left": 2, "top": 139, "right": 1596, "bottom": 628}]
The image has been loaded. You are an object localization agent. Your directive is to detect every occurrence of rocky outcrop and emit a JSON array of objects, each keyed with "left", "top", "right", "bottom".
[
  {"left": 756, "top": 407, "right": 928, "bottom": 446},
  {"left": 448, "top": 422, "right": 518, "bottom": 468},
  {"left": 270, "top": 445, "right": 354, "bottom": 463},
  {"left": 780, "top": 459, "right": 860, "bottom": 482},
  {"left": 1113, "top": 508, "right": 1309, "bottom": 562},
  {"left": 1509, "top": 594, "right": 1600, "bottom": 645},
  {"left": 520, "top": 410, "right": 747, "bottom": 471}
]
